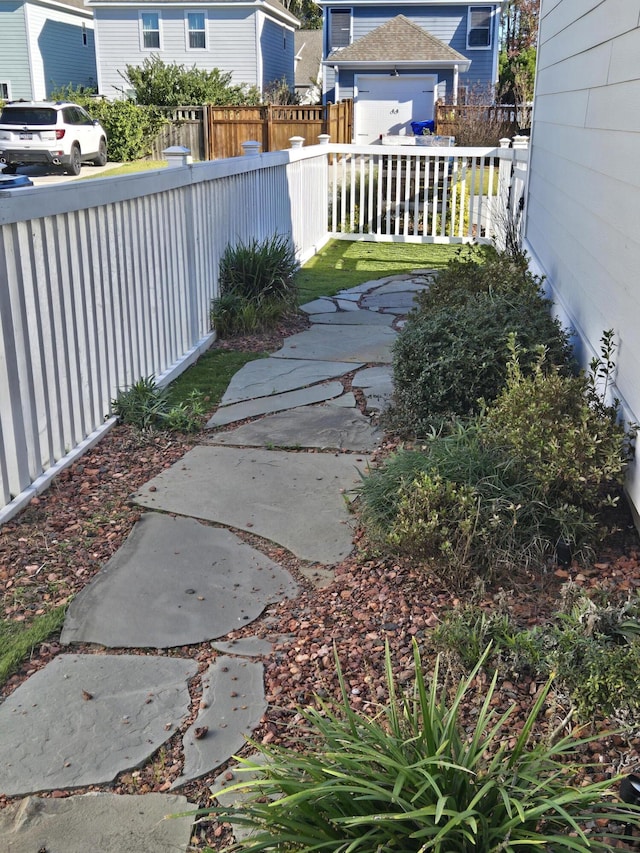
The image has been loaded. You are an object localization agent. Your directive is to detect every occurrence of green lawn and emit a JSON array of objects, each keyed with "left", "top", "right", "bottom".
[
  {"left": 297, "top": 239, "right": 459, "bottom": 304},
  {"left": 80, "top": 160, "right": 168, "bottom": 179},
  {"left": 0, "top": 606, "right": 67, "bottom": 686}
]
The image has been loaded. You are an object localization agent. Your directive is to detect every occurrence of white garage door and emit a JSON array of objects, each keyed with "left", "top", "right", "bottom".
[{"left": 355, "top": 74, "right": 436, "bottom": 144}]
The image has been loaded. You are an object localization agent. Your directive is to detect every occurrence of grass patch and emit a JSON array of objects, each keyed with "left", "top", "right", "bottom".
[
  {"left": 80, "top": 160, "right": 168, "bottom": 179},
  {"left": 166, "top": 349, "right": 267, "bottom": 409},
  {"left": 297, "top": 240, "right": 459, "bottom": 304},
  {"left": 0, "top": 606, "right": 67, "bottom": 687}
]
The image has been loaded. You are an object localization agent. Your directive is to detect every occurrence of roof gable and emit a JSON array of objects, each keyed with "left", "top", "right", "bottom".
[{"left": 328, "top": 14, "right": 468, "bottom": 63}]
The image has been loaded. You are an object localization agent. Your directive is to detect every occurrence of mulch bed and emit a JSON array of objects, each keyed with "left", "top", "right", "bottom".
[{"left": 2, "top": 314, "right": 640, "bottom": 849}]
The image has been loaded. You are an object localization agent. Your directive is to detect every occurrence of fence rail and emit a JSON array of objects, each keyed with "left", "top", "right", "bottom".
[{"left": 0, "top": 138, "right": 526, "bottom": 521}]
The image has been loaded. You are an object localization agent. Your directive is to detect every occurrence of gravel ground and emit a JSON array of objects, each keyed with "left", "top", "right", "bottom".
[{"left": 2, "top": 316, "right": 640, "bottom": 849}]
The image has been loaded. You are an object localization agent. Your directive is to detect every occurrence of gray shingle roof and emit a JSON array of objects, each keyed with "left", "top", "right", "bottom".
[
  {"left": 86, "top": 0, "right": 298, "bottom": 24},
  {"left": 328, "top": 14, "right": 467, "bottom": 63}
]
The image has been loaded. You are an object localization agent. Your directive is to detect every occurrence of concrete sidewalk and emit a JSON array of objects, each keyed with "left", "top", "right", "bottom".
[{"left": 0, "top": 272, "right": 433, "bottom": 852}]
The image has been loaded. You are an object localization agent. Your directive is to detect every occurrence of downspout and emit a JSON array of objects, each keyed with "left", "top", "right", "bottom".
[
  {"left": 453, "top": 64, "right": 459, "bottom": 105},
  {"left": 334, "top": 65, "right": 339, "bottom": 101}
]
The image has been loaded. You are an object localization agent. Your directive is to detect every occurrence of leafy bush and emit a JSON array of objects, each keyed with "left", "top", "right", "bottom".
[
  {"left": 211, "top": 235, "right": 299, "bottom": 337},
  {"left": 122, "top": 56, "right": 260, "bottom": 107},
  {"left": 390, "top": 289, "right": 571, "bottom": 435},
  {"left": 484, "top": 337, "right": 629, "bottom": 513},
  {"left": 208, "top": 643, "right": 639, "bottom": 851},
  {"left": 50, "top": 85, "right": 166, "bottom": 161}
]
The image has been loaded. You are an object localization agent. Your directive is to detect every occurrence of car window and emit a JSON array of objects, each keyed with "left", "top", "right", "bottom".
[{"left": 0, "top": 107, "right": 57, "bottom": 126}]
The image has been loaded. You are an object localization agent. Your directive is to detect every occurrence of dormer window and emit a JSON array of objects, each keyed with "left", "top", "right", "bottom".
[
  {"left": 467, "top": 6, "right": 492, "bottom": 49},
  {"left": 329, "top": 8, "right": 351, "bottom": 50}
]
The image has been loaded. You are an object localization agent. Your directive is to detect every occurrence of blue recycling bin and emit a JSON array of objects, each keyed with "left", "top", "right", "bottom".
[
  {"left": 411, "top": 120, "right": 435, "bottom": 136},
  {"left": 0, "top": 173, "right": 33, "bottom": 188}
]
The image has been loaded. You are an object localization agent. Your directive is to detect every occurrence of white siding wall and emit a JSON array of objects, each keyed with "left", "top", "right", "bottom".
[
  {"left": 94, "top": 6, "right": 259, "bottom": 98},
  {"left": 25, "top": 1, "right": 96, "bottom": 98},
  {"left": 524, "top": 0, "right": 640, "bottom": 515}
]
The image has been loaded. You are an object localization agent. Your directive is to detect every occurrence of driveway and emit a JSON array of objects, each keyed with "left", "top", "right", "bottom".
[{"left": 1, "top": 162, "right": 121, "bottom": 187}]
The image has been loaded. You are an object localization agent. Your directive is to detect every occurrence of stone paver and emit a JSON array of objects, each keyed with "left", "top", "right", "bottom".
[
  {"left": 61, "top": 514, "right": 297, "bottom": 649},
  {"left": 0, "top": 655, "right": 196, "bottom": 797},
  {"left": 175, "top": 657, "right": 267, "bottom": 787},
  {"left": 211, "top": 637, "right": 276, "bottom": 657},
  {"left": 207, "top": 381, "right": 345, "bottom": 428},
  {"left": 133, "top": 446, "right": 367, "bottom": 564},
  {"left": 352, "top": 366, "right": 395, "bottom": 413},
  {"left": 308, "top": 309, "right": 394, "bottom": 326},
  {"left": 0, "top": 793, "right": 194, "bottom": 853},
  {"left": 272, "top": 324, "right": 397, "bottom": 364},
  {"left": 208, "top": 403, "right": 380, "bottom": 451},
  {"left": 360, "top": 291, "right": 420, "bottom": 312},
  {"left": 299, "top": 297, "right": 337, "bottom": 314},
  {"left": 217, "top": 358, "right": 358, "bottom": 406}
]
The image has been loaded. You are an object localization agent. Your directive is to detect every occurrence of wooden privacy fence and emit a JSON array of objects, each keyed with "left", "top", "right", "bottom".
[
  {"left": 148, "top": 101, "right": 353, "bottom": 161},
  {"left": 207, "top": 101, "right": 353, "bottom": 159}
]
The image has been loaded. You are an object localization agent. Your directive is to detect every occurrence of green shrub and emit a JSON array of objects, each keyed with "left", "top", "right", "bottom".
[
  {"left": 484, "top": 337, "right": 629, "bottom": 513},
  {"left": 207, "top": 643, "right": 639, "bottom": 851},
  {"left": 390, "top": 292, "right": 571, "bottom": 435},
  {"left": 112, "top": 375, "right": 169, "bottom": 430},
  {"left": 211, "top": 235, "right": 299, "bottom": 337}
]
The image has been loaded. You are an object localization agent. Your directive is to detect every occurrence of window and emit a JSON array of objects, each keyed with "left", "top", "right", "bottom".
[
  {"left": 82, "top": 22, "right": 87, "bottom": 47},
  {"left": 467, "top": 6, "right": 492, "bottom": 49},
  {"left": 329, "top": 8, "right": 351, "bottom": 50},
  {"left": 0, "top": 82, "right": 11, "bottom": 101},
  {"left": 186, "top": 12, "right": 206, "bottom": 49},
  {"left": 140, "top": 12, "right": 161, "bottom": 50}
]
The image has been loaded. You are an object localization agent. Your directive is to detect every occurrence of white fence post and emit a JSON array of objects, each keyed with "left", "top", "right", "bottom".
[{"left": 241, "top": 140, "right": 261, "bottom": 157}]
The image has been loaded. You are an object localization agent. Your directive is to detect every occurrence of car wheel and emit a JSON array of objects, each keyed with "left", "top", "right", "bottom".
[
  {"left": 93, "top": 138, "right": 107, "bottom": 167},
  {"left": 2, "top": 164, "right": 17, "bottom": 175},
  {"left": 67, "top": 145, "right": 81, "bottom": 177}
]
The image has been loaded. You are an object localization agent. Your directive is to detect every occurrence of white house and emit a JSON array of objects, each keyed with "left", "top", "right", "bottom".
[
  {"left": 0, "top": 0, "right": 97, "bottom": 101},
  {"left": 524, "top": 0, "right": 640, "bottom": 520}
]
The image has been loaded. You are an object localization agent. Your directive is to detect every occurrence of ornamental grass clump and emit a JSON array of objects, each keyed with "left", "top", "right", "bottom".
[
  {"left": 211, "top": 234, "right": 299, "bottom": 337},
  {"left": 205, "top": 643, "right": 640, "bottom": 851}
]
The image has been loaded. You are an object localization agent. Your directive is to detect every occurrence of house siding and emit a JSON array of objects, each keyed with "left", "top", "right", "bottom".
[
  {"left": 524, "top": 0, "right": 640, "bottom": 517},
  {"left": 25, "top": 1, "right": 96, "bottom": 99},
  {"left": 323, "top": 4, "right": 498, "bottom": 102},
  {"left": 94, "top": 6, "right": 259, "bottom": 98},
  {"left": 0, "top": 2, "right": 32, "bottom": 100},
  {"left": 260, "top": 13, "right": 295, "bottom": 90}
]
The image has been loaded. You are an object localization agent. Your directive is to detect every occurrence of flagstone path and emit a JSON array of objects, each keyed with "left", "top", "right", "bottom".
[{"left": 0, "top": 273, "right": 432, "bottom": 852}]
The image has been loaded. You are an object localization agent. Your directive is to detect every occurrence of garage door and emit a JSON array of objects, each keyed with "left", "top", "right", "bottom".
[{"left": 355, "top": 74, "right": 436, "bottom": 144}]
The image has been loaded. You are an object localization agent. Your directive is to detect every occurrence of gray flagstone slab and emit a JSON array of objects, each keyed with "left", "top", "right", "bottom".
[
  {"left": 0, "top": 654, "right": 196, "bottom": 797},
  {"left": 352, "top": 366, "right": 395, "bottom": 412},
  {"left": 208, "top": 403, "right": 380, "bottom": 451},
  {"left": 133, "top": 446, "right": 367, "bottom": 564},
  {"left": 308, "top": 309, "right": 394, "bottom": 326},
  {"left": 360, "top": 291, "right": 421, "bottom": 311},
  {"left": 371, "top": 280, "right": 429, "bottom": 294},
  {"left": 0, "top": 793, "right": 195, "bottom": 853},
  {"left": 218, "top": 358, "right": 357, "bottom": 406},
  {"left": 272, "top": 325, "right": 397, "bottom": 364},
  {"left": 211, "top": 637, "right": 275, "bottom": 657},
  {"left": 175, "top": 657, "right": 266, "bottom": 787},
  {"left": 207, "top": 381, "right": 345, "bottom": 428},
  {"left": 61, "top": 514, "right": 298, "bottom": 649},
  {"left": 299, "top": 298, "right": 337, "bottom": 314}
]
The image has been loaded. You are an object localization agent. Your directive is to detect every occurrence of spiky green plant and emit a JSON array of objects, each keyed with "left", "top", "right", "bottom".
[{"left": 201, "top": 643, "right": 639, "bottom": 852}]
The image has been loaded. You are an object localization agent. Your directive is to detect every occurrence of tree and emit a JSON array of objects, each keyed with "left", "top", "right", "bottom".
[
  {"left": 282, "top": 0, "right": 322, "bottom": 29},
  {"left": 499, "top": 0, "right": 539, "bottom": 115}
]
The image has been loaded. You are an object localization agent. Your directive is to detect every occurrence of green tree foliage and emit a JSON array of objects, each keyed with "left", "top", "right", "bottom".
[
  {"left": 282, "top": 0, "right": 322, "bottom": 28},
  {"left": 121, "top": 56, "right": 261, "bottom": 107},
  {"left": 499, "top": 0, "right": 539, "bottom": 112}
]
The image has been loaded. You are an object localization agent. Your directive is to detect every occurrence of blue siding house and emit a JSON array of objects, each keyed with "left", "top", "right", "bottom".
[
  {"left": 0, "top": 0, "right": 96, "bottom": 101},
  {"left": 87, "top": 0, "right": 299, "bottom": 100},
  {"left": 317, "top": 0, "right": 502, "bottom": 142}
]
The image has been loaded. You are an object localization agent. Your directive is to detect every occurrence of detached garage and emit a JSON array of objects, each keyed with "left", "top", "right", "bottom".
[{"left": 324, "top": 15, "right": 470, "bottom": 143}]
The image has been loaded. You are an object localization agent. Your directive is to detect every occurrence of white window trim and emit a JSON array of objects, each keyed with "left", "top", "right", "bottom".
[
  {"left": 0, "top": 81, "right": 12, "bottom": 101},
  {"left": 329, "top": 7, "right": 352, "bottom": 52},
  {"left": 139, "top": 10, "right": 162, "bottom": 52},
  {"left": 185, "top": 10, "right": 207, "bottom": 51},
  {"left": 466, "top": 5, "right": 492, "bottom": 51}
]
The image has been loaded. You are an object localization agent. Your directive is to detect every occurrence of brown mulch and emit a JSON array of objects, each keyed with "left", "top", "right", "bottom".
[{"left": 2, "top": 314, "right": 640, "bottom": 849}]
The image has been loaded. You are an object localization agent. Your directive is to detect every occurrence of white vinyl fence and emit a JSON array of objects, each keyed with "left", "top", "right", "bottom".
[{"left": 0, "top": 138, "right": 527, "bottom": 521}]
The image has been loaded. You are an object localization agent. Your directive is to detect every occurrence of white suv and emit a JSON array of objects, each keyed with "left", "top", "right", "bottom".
[{"left": 0, "top": 101, "right": 107, "bottom": 176}]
